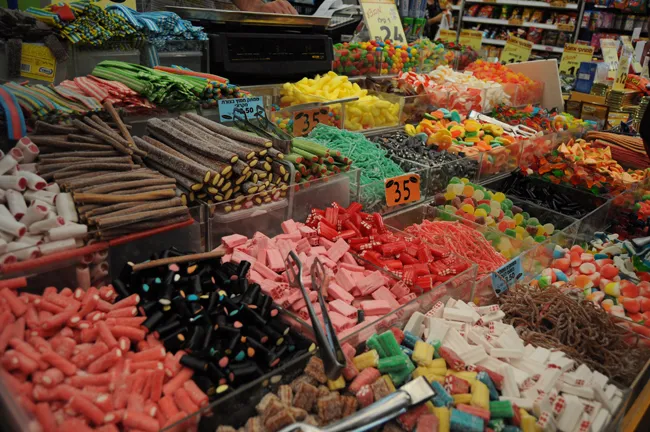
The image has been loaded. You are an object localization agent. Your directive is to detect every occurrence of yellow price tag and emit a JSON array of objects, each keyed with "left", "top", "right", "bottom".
[
  {"left": 558, "top": 43, "right": 594, "bottom": 76},
  {"left": 556, "top": 23, "right": 574, "bottom": 31},
  {"left": 20, "top": 43, "right": 56, "bottom": 83},
  {"left": 359, "top": 0, "right": 407, "bottom": 44},
  {"left": 385, "top": 173, "right": 421, "bottom": 207},
  {"left": 508, "top": 19, "right": 523, "bottom": 26},
  {"left": 600, "top": 39, "right": 619, "bottom": 79},
  {"left": 459, "top": 29, "right": 483, "bottom": 52},
  {"left": 500, "top": 36, "right": 533, "bottom": 64},
  {"left": 439, "top": 29, "right": 457, "bottom": 44},
  {"left": 613, "top": 52, "right": 632, "bottom": 91},
  {"left": 292, "top": 107, "right": 331, "bottom": 137},
  {"left": 550, "top": 0, "right": 568, "bottom": 7}
]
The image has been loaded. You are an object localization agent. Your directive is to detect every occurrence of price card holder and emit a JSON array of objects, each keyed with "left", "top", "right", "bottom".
[
  {"left": 613, "top": 52, "right": 632, "bottom": 91},
  {"left": 600, "top": 39, "right": 619, "bottom": 79},
  {"left": 439, "top": 29, "right": 457, "bottom": 44},
  {"left": 508, "top": 19, "right": 523, "bottom": 26},
  {"left": 292, "top": 107, "right": 331, "bottom": 137},
  {"left": 499, "top": 36, "right": 533, "bottom": 64},
  {"left": 218, "top": 97, "right": 263, "bottom": 122},
  {"left": 359, "top": 0, "right": 407, "bottom": 43},
  {"left": 559, "top": 43, "right": 594, "bottom": 76},
  {"left": 20, "top": 43, "right": 56, "bottom": 83},
  {"left": 556, "top": 23, "right": 574, "bottom": 32},
  {"left": 385, "top": 173, "right": 421, "bottom": 207},
  {"left": 491, "top": 255, "right": 523, "bottom": 296},
  {"left": 459, "top": 29, "right": 483, "bottom": 52},
  {"left": 549, "top": 0, "right": 568, "bottom": 7}
]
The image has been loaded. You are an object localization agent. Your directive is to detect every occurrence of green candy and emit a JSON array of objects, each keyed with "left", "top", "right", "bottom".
[
  {"left": 378, "top": 354, "right": 412, "bottom": 373},
  {"left": 377, "top": 331, "right": 402, "bottom": 357},
  {"left": 489, "top": 400, "right": 514, "bottom": 418},
  {"left": 367, "top": 334, "right": 387, "bottom": 358}
]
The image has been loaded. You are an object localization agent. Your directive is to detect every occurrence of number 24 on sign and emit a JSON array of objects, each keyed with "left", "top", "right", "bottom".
[{"left": 385, "top": 174, "right": 421, "bottom": 207}]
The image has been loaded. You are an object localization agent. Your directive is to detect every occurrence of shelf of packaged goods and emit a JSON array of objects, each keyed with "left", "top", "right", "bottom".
[
  {"left": 465, "top": 0, "right": 579, "bottom": 10},
  {"left": 463, "top": 16, "right": 567, "bottom": 30},
  {"left": 482, "top": 38, "right": 565, "bottom": 52}
]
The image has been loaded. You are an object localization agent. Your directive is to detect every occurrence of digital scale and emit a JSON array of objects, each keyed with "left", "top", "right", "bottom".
[{"left": 168, "top": 6, "right": 361, "bottom": 84}]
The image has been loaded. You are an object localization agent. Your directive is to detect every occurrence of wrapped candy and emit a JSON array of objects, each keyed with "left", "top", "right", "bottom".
[{"left": 465, "top": 61, "right": 544, "bottom": 106}]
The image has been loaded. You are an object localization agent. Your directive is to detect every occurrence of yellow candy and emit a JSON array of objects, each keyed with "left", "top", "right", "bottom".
[
  {"left": 405, "top": 124, "right": 417, "bottom": 136},
  {"left": 327, "top": 375, "right": 346, "bottom": 390},
  {"left": 493, "top": 192, "right": 506, "bottom": 202},
  {"left": 474, "top": 208, "right": 487, "bottom": 218},
  {"left": 448, "top": 371, "right": 477, "bottom": 385},
  {"left": 425, "top": 401, "right": 435, "bottom": 414},
  {"left": 412, "top": 366, "right": 445, "bottom": 383},
  {"left": 412, "top": 341, "right": 434, "bottom": 366},
  {"left": 461, "top": 204, "right": 475, "bottom": 214},
  {"left": 450, "top": 125, "right": 465, "bottom": 138},
  {"left": 382, "top": 375, "right": 396, "bottom": 392},
  {"left": 453, "top": 394, "right": 472, "bottom": 404},
  {"left": 485, "top": 216, "right": 495, "bottom": 226},
  {"left": 520, "top": 414, "right": 537, "bottom": 432},
  {"left": 514, "top": 225, "right": 525, "bottom": 234},
  {"left": 464, "top": 120, "right": 481, "bottom": 132},
  {"left": 433, "top": 407, "right": 450, "bottom": 432},
  {"left": 483, "top": 134, "right": 494, "bottom": 143},
  {"left": 470, "top": 380, "right": 489, "bottom": 410},
  {"left": 426, "top": 358, "right": 447, "bottom": 369},
  {"left": 353, "top": 350, "right": 378, "bottom": 370},
  {"left": 460, "top": 178, "right": 470, "bottom": 184},
  {"left": 605, "top": 282, "right": 620, "bottom": 296},
  {"left": 444, "top": 191, "right": 456, "bottom": 201},
  {"left": 537, "top": 225, "right": 546, "bottom": 236},
  {"left": 514, "top": 213, "right": 524, "bottom": 225}
]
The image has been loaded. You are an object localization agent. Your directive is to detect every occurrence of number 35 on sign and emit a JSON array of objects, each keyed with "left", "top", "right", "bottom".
[
  {"left": 385, "top": 173, "right": 421, "bottom": 207},
  {"left": 359, "top": 0, "right": 407, "bottom": 43}
]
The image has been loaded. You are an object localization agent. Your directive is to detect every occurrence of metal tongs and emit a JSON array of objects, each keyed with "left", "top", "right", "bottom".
[
  {"left": 468, "top": 110, "right": 539, "bottom": 139},
  {"left": 277, "top": 377, "right": 435, "bottom": 432},
  {"left": 285, "top": 251, "right": 346, "bottom": 379}
]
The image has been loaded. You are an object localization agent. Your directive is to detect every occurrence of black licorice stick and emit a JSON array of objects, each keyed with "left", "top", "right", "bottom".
[
  {"left": 228, "top": 361, "right": 261, "bottom": 382},
  {"left": 246, "top": 336, "right": 271, "bottom": 360},
  {"left": 202, "top": 324, "right": 215, "bottom": 351},
  {"left": 188, "top": 326, "right": 205, "bottom": 352},
  {"left": 139, "top": 299, "right": 159, "bottom": 316},
  {"left": 237, "top": 260, "right": 251, "bottom": 279},
  {"left": 156, "top": 319, "right": 182, "bottom": 337},
  {"left": 191, "top": 275, "right": 203, "bottom": 295},
  {"left": 180, "top": 353, "right": 208, "bottom": 372},
  {"left": 143, "top": 310, "right": 165, "bottom": 331},
  {"left": 259, "top": 295, "right": 273, "bottom": 318},
  {"left": 160, "top": 270, "right": 175, "bottom": 305},
  {"left": 211, "top": 269, "right": 229, "bottom": 286},
  {"left": 268, "top": 320, "right": 289, "bottom": 336},
  {"left": 172, "top": 296, "right": 192, "bottom": 319},
  {"left": 236, "top": 277, "right": 248, "bottom": 296},
  {"left": 241, "top": 283, "right": 260, "bottom": 305},
  {"left": 112, "top": 279, "right": 130, "bottom": 299},
  {"left": 242, "top": 326, "right": 269, "bottom": 344},
  {"left": 163, "top": 326, "right": 187, "bottom": 351},
  {"left": 226, "top": 331, "right": 240, "bottom": 353}
]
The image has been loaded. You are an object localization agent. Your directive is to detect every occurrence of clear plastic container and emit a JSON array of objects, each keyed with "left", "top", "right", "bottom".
[{"left": 71, "top": 40, "right": 143, "bottom": 78}]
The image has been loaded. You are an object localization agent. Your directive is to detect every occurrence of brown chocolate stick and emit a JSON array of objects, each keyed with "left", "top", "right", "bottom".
[
  {"left": 144, "top": 159, "right": 197, "bottom": 191},
  {"left": 66, "top": 171, "right": 162, "bottom": 190},
  {"left": 134, "top": 137, "right": 212, "bottom": 184},
  {"left": 74, "top": 189, "right": 176, "bottom": 204},
  {"left": 130, "top": 246, "right": 227, "bottom": 272},
  {"left": 142, "top": 133, "right": 230, "bottom": 176},
  {"left": 29, "top": 137, "right": 113, "bottom": 151},
  {"left": 38, "top": 151, "right": 120, "bottom": 159},
  {"left": 110, "top": 184, "right": 177, "bottom": 195},
  {"left": 38, "top": 156, "right": 133, "bottom": 169},
  {"left": 97, "top": 214, "right": 191, "bottom": 240},
  {"left": 103, "top": 100, "right": 134, "bottom": 146},
  {"left": 34, "top": 121, "right": 77, "bottom": 135},
  {"left": 89, "top": 115, "right": 146, "bottom": 158},
  {"left": 83, "top": 178, "right": 176, "bottom": 195},
  {"left": 72, "top": 119, "right": 133, "bottom": 156},
  {"left": 67, "top": 134, "right": 104, "bottom": 144},
  {"left": 42, "top": 162, "right": 135, "bottom": 176},
  {"left": 82, "top": 202, "right": 142, "bottom": 218},
  {"left": 183, "top": 113, "right": 272, "bottom": 148},
  {"left": 96, "top": 206, "right": 189, "bottom": 228},
  {"left": 89, "top": 197, "right": 182, "bottom": 223}
]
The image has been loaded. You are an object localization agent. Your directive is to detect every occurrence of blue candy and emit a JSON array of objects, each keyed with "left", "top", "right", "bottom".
[
  {"left": 450, "top": 408, "right": 483, "bottom": 432},
  {"left": 431, "top": 381, "right": 454, "bottom": 407},
  {"left": 477, "top": 371, "right": 499, "bottom": 401},
  {"left": 402, "top": 331, "right": 421, "bottom": 349},
  {"left": 552, "top": 269, "right": 568, "bottom": 282}
]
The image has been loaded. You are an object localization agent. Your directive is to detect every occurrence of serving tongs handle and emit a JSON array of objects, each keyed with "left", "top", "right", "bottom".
[{"left": 285, "top": 252, "right": 346, "bottom": 380}]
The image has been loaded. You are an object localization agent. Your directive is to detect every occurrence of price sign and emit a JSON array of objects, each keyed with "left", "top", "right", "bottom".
[
  {"left": 459, "top": 29, "right": 483, "bottom": 52},
  {"left": 292, "top": 107, "right": 331, "bottom": 137},
  {"left": 508, "top": 19, "right": 523, "bottom": 26},
  {"left": 385, "top": 173, "right": 421, "bottom": 207},
  {"left": 613, "top": 51, "right": 632, "bottom": 91},
  {"left": 218, "top": 97, "right": 263, "bottom": 122},
  {"left": 600, "top": 39, "right": 619, "bottom": 79},
  {"left": 359, "top": 0, "right": 407, "bottom": 44},
  {"left": 549, "top": 0, "right": 568, "bottom": 7},
  {"left": 620, "top": 36, "right": 643, "bottom": 73},
  {"left": 500, "top": 36, "right": 533, "bottom": 64},
  {"left": 491, "top": 255, "right": 523, "bottom": 296},
  {"left": 439, "top": 29, "right": 457, "bottom": 44},
  {"left": 559, "top": 43, "right": 594, "bottom": 76},
  {"left": 20, "top": 44, "right": 56, "bottom": 83}
]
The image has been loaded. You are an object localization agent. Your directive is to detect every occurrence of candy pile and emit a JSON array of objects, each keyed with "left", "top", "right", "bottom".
[
  {"left": 369, "top": 131, "right": 479, "bottom": 195},
  {"left": 216, "top": 203, "right": 472, "bottom": 337},
  {"left": 488, "top": 105, "right": 589, "bottom": 133},
  {"left": 280, "top": 72, "right": 400, "bottom": 131},
  {"left": 433, "top": 179, "right": 558, "bottom": 242},
  {"left": 121, "top": 248, "right": 314, "bottom": 397},
  {"left": 465, "top": 61, "right": 544, "bottom": 107},
  {"left": 402, "top": 219, "right": 508, "bottom": 274},
  {"left": 332, "top": 39, "right": 451, "bottom": 76},
  {"left": 153, "top": 66, "right": 246, "bottom": 108},
  {"left": 0, "top": 283, "right": 209, "bottom": 431},
  {"left": 27, "top": 1, "right": 141, "bottom": 46},
  {"left": 0, "top": 139, "right": 87, "bottom": 265},
  {"left": 610, "top": 190, "right": 650, "bottom": 239},
  {"left": 217, "top": 298, "right": 625, "bottom": 432},
  {"left": 31, "top": 108, "right": 192, "bottom": 241},
  {"left": 523, "top": 139, "right": 647, "bottom": 196},
  {"left": 537, "top": 234, "right": 650, "bottom": 326},
  {"left": 485, "top": 171, "right": 605, "bottom": 219},
  {"left": 436, "top": 42, "right": 480, "bottom": 71},
  {"left": 140, "top": 113, "right": 289, "bottom": 208},
  {"left": 428, "top": 66, "right": 510, "bottom": 113},
  {"left": 307, "top": 125, "right": 405, "bottom": 210},
  {"left": 286, "top": 137, "right": 352, "bottom": 184},
  {"left": 500, "top": 284, "right": 648, "bottom": 386}
]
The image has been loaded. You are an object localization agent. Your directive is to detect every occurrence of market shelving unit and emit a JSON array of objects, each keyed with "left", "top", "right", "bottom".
[
  {"left": 578, "top": 0, "right": 649, "bottom": 54},
  {"left": 456, "top": 0, "right": 587, "bottom": 57}
]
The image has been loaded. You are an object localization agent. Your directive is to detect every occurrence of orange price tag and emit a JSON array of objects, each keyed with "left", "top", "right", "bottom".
[
  {"left": 292, "top": 107, "right": 331, "bottom": 137},
  {"left": 385, "top": 173, "right": 421, "bottom": 207}
]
